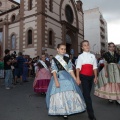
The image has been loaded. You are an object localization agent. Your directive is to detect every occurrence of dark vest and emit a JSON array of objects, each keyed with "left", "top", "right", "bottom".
[
  {"left": 103, "top": 52, "right": 119, "bottom": 63},
  {"left": 53, "top": 56, "right": 70, "bottom": 71}
]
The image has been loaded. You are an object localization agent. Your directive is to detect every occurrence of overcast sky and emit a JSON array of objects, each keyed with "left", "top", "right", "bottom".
[{"left": 15, "top": 0, "right": 120, "bottom": 44}]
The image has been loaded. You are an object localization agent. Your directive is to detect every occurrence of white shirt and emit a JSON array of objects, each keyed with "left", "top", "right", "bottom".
[
  {"left": 76, "top": 52, "right": 97, "bottom": 70},
  {"left": 99, "top": 59, "right": 104, "bottom": 64}
]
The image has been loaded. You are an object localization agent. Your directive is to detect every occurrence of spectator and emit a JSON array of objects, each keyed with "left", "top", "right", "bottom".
[
  {"left": 11, "top": 56, "right": 16, "bottom": 85},
  {"left": 4, "top": 49, "right": 13, "bottom": 89},
  {"left": 28, "top": 58, "right": 33, "bottom": 77},
  {"left": 0, "top": 58, "right": 4, "bottom": 79},
  {"left": 98, "top": 57, "right": 104, "bottom": 72},
  {"left": 45, "top": 53, "right": 50, "bottom": 61},
  {"left": 49, "top": 55, "right": 53, "bottom": 65},
  {"left": 22, "top": 55, "right": 29, "bottom": 82},
  {"left": 33, "top": 57, "right": 38, "bottom": 75},
  {"left": 14, "top": 52, "right": 25, "bottom": 85}
]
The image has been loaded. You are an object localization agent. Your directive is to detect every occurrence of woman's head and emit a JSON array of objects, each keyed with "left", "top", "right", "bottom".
[
  {"left": 57, "top": 43, "right": 66, "bottom": 55},
  {"left": 81, "top": 40, "right": 90, "bottom": 52},
  {"left": 108, "top": 42, "right": 115, "bottom": 52},
  {"left": 41, "top": 53, "right": 46, "bottom": 62},
  {"left": 49, "top": 55, "right": 53, "bottom": 60},
  {"left": 37, "top": 62, "right": 42, "bottom": 69}
]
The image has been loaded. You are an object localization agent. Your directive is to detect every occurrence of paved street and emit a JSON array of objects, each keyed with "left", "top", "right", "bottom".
[{"left": 0, "top": 78, "right": 120, "bottom": 120}]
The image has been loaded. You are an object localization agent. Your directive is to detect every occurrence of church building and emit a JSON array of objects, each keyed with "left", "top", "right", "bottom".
[{"left": 0, "top": 0, "right": 84, "bottom": 58}]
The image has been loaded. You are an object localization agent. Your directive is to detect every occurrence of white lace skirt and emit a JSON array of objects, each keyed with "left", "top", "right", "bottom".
[{"left": 48, "top": 90, "right": 86, "bottom": 115}]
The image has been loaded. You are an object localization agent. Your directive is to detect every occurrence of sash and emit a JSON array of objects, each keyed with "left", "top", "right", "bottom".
[
  {"left": 80, "top": 64, "right": 93, "bottom": 76},
  {"left": 55, "top": 55, "right": 69, "bottom": 72},
  {"left": 38, "top": 60, "right": 48, "bottom": 70}
]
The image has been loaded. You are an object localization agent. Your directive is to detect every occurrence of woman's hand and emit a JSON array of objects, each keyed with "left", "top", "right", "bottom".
[
  {"left": 76, "top": 77, "right": 81, "bottom": 85},
  {"left": 118, "top": 64, "right": 120, "bottom": 69},
  {"left": 55, "top": 81, "right": 60, "bottom": 88},
  {"left": 105, "top": 72, "right": 108, "bottom": 78}
]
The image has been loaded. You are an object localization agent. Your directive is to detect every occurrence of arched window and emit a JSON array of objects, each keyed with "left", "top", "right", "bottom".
[
  {"left": 11, "top": 34, "right": 16, "bottom": 49},
  {"left": 28, "top": 30, "right": 32, "bottom": 45},
  {"left": 49, "top": 0, "right": 53, "bottom": 12},
  {"left": 11, "top": 15, "right": 15, "bottom": 22},
  {"left": 48, "top": 30, "right": 53, "bottom": 46},
  {"left": 28, "top": 0, "right": 32, "bottom": 10}
]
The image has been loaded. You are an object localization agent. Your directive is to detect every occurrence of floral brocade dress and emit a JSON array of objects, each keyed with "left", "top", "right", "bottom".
[
  {"left": 95, "top": 52, "right": 120, "bottom": 100},
  {"left": 46, "top": 55, "right": 86, "bottom": 115},
  {"left": 33, "top": 61, "right": 51, "bottom": 93}
]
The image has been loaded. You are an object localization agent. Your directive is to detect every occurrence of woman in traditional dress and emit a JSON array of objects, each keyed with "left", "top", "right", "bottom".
[
  {"left": 118, "top": 58, "right": 120, "bottom": 67},
  {"left": 95, "top": 42, "right": 120, "bottom": 104},
  {"left": 33, "top": 54, "right": 51, "bottom": 94},
  {"left": 46, "top": 44, "right": 86, "bottom": 119}
]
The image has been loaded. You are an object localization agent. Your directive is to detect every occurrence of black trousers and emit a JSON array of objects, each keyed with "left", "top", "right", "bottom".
[{"left": 80, "top": 74, "right": 95, "bottom": 119}]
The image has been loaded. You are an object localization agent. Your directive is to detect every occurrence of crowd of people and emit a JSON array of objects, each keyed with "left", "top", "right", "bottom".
[
  {"left": 0, "top": 41, "right": 120, "bottom": 120},
  {"left": 0, "top": 49, "right": 42, "bottom": 89}
]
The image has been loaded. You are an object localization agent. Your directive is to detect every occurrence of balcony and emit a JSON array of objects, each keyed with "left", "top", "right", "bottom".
[
  {"left": 101, "top": 45, "right": 106, "bottom": 52},
  {"left": 100, "top": 19, "right": 104, "bottom": 25},
  {"left": 101, "top": 39, "right": 105, "bottom": 44},
  {"left": 100, "top": 32, "right": 105, "bottom": 39},
  {"left": 101, "top": 41, "right": 108, "bottom": 52},
  {"left": 100, "top": 15, "right": 105, "bottom": 25},
  {"left": 100, "top": 26, "right": 105, "bottom": 32}
]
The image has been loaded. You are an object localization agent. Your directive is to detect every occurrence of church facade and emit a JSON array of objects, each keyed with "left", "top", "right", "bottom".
[{"left": 0, "top": 0, "right": 84, "bottom": 58}]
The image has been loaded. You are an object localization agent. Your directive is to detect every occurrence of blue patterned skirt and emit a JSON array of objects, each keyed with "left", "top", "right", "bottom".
[{"left": 46, "top": 70, "right": 86, "bottom": 115}]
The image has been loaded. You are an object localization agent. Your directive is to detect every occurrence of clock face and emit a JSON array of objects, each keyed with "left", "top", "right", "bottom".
[{"left": 65, "top": 5, "right": 74, "bottom": 24}]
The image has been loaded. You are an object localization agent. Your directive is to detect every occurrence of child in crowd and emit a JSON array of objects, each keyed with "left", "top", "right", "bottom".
[{"left": 33, "top": 54, "right": 51, "bottom": 94}]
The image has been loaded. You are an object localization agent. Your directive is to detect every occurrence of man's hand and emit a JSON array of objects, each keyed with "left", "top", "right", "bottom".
[{"left": 94, "top": 77, "right": 98, "bottom": 84}]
